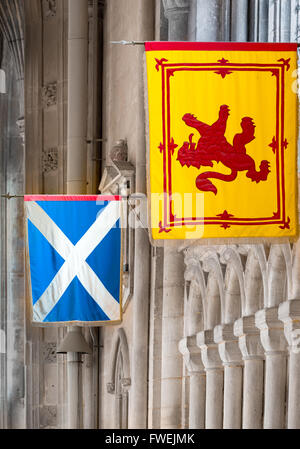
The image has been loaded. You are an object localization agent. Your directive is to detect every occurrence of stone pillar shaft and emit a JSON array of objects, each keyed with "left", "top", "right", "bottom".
[
  {"left": 286, "top": 353, "right": 300, "bottom": 428},
  {"left": 197, "top": 330, "right": 223, "bottom": 429},
  {"left": 128, "top": 0, "right": 154, "bottom": 429},
  {"left": 163, "top": 0, "right": 190, "bottom": 41},
  {"left": 242, "top": 359, "right": 264, "bottom": 428},
  {"left": 279, "top": 299, "right": 300, "bottom": 428},
  {"left": 234, "top": 316, "right": 264, "bottom": 429},
  {"left": 160, "top": 0, "right": 189, "bottom": 430},
  {"left": 263, "top": 353, "right": 287, "bottom": 429},
  {"left": 67, "top": 0, "right": 88, "bottom": 194},
  {"left": 214, "top": 324, "right": 243, "bottom": 429},
  {"left": 230, "top": 0, "right": 248, "bottom": 41},
  {"left": 161, "top": 247, "right": 184, "bottom": 428},
  {"left": 223, "top": 365, "right": 243, "bottom": 428},
  {"left": 195, "top": 0, "right": 222, "bottom": 41},
  {"left": 189, "top": 373, "right": 206, "bottom": 429},
  {"left": 179, "top": 336, "right": 205, "bottom": 429},
  {"left": 67, "top": 351, "right": 81, "bottom": 429},
  {"left": 255, "top": 307, "right": 288, "bottom": 429},
  {"left": 205, "top": 369, "right": 223, "bottom": 428},
  {"left": 66, "top": 0, "right": 88, "bottom": 429}
]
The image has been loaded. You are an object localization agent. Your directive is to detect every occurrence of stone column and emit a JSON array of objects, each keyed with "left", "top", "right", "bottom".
[
  {"left": 195, "top": 0, "right": 223, "bottom": 41},
  {"left": 163, "top": 0, "right": 190, "bottom": 41},
  {"left": 231, "top": 0, "right": 248, "bottom": 41},
  {"left": 179, "top": 336, "right": 206, "bottom": 429},
  {"left": 160, "top": 0, "right": 190, "bottom": 430},
  {"left": 67, "top": 0, "right": 88, "bottom": 194},
  {"left": 279, "top": 299, "right": 300, "bottom": 429},
  {"left": 128, "top": 0, "right": 154, "bottom": 429},
  {"left": 234, "top": 316, "right": 264, "bottom": 429},
  {"left": 197, "top": 330, "right": 223, "bottom": 429},
  {"left": 160, "top": 246, "right": 184, "bottom": 428},
  {"left": 255, "top": 307, "right": 288, "bottom": 429},
  {"left": 214, "top": 324, "right": 243, "bottom": 429}
]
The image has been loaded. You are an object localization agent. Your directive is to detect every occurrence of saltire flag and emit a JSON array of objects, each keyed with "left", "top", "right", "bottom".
[
  {"left": 145, "top": 42, "right": 298, "bottom": 242},
  {"left": 25, "top": 195, "right": 122, "bottom": 325}
]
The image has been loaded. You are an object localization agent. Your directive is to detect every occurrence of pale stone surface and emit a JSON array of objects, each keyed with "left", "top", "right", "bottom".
[
  {"left": 279, "top": 300, "right": 300, "bottom": 428},
  {"left": 234, "top": 316, "right": 264, "bottom": 428},
  {"left": 179, "top": 336, "right": 205, "bottom": 429},
  {"left": 255, "top": 307, "right": 288, "bottom": 429},
  {"left": 214, "top": 324, "right": 243, "bottom": 429},
  {"left": 197, "top": 330, "right": 223, "bottom": 429},
  {"left": 2, "top": 0, "right": 300, "bottom": 432}
]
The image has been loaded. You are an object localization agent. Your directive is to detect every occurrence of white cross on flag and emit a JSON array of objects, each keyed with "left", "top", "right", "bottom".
[{"left": 24, "top": 195, "right": 122, "bottom": 325}]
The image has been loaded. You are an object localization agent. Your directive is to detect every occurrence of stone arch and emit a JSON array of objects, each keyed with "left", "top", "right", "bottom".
[
  {"left": 267, "top": 244, "right": 292, "bottom": 307},
  {"left": 220, "top": 246, "right": 245, "bottom": 321},
  {"left": 205, "top": 273, "right": 222, "bottom": 329},
  {"left": 251, "top": 244, "right": 269, "bottom": 307},
  {"left": 106, "top": 328, "right": 131, "bottom": 429},
  {"left": 244, "top": 249, "right": 264, "bottom": 315},
  {"left": 202, "top": 253, "right": 225, "bottom": 329},
  {"left": 223, "top": 264, "right": 242, "bottom": 324},
  {"left": 107, "top": 328, "right": 131, "bottom": 391},
  {"left": 184, "top": 259, "right": 206, "bottom": 335}
]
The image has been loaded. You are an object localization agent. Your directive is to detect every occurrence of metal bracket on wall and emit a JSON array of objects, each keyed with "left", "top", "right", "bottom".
[
  {"left": 1, "top": 193, "right": 24, "bottom": 199},
  {"left": 110, "top": 40, "right": 145, "bottom": 45}
]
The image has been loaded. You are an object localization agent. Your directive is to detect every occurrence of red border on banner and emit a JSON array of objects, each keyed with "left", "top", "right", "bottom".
[
  {"left": 24, "top": 195, "right": 122, "bottom": 201},
  {"left": 145, "top": 42, "right": 298, "bottom": 52},
  {"left": 155, "top": 58, "right": 290, "bottom": 231}
]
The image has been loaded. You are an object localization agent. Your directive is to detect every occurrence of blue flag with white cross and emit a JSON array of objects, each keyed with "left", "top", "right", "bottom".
[{"left": 25, "top": 195, "right": 122, "bottom": 325}]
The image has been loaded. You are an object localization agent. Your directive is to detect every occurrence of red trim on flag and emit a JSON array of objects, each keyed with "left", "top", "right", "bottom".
[
  {"left": 24, "top": 195, "right": 122, "bottom": 201},
  {"left": 145, "top": 42, "right": 298, "bottom": 52}
]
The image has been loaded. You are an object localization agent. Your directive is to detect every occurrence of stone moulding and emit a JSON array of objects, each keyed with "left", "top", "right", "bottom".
[{"left": 106, "top": 328, "right": 131, "bottom": 394}]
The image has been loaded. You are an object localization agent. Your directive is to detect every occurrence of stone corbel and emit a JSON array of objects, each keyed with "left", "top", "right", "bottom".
[
  {"left": 214, "top": 323, "right": 243, "bottom": 366},
  {"left": 278, "top": 299, "right": 300, "bottom": 350},
  {"left": 196, "top": 329, "right": 223, "bottom": 371},
  {"left": 255, "top": 306, "right": 287, "bottom": 354},
  {"left": 234, "top": 315, "right": 264, "bottom": 360},
  {"left": 179, "top": 335, "right": 204, "bottom": 373}
]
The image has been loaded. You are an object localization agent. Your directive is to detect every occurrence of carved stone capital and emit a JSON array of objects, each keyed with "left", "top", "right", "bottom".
[
  {"left": 214, "top": 324, "right": 243, "bottom": 366},
  {"left": 279, "top": 299, "right": 300, "bottom": 348},
  {"left": 179, "top": 335, "right": 204, "bottom": 373},
  {"left": 196, "top": 330, "right": 223, "bottom": 371},
  {"left": 255, "top": 307, "right": 287, "bottom": 354},
  {"left": 234, "top": 316, "right": 264, "bottom": 360}
]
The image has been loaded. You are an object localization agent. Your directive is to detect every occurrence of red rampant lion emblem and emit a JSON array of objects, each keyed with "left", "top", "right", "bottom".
[{"left": 177, "top": 105, "right": 271, "bottom": 195}]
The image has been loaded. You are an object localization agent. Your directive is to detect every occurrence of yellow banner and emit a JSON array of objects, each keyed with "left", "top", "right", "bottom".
[{"left": 145, "top": 42, "right": 298, "bottom": 242}]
